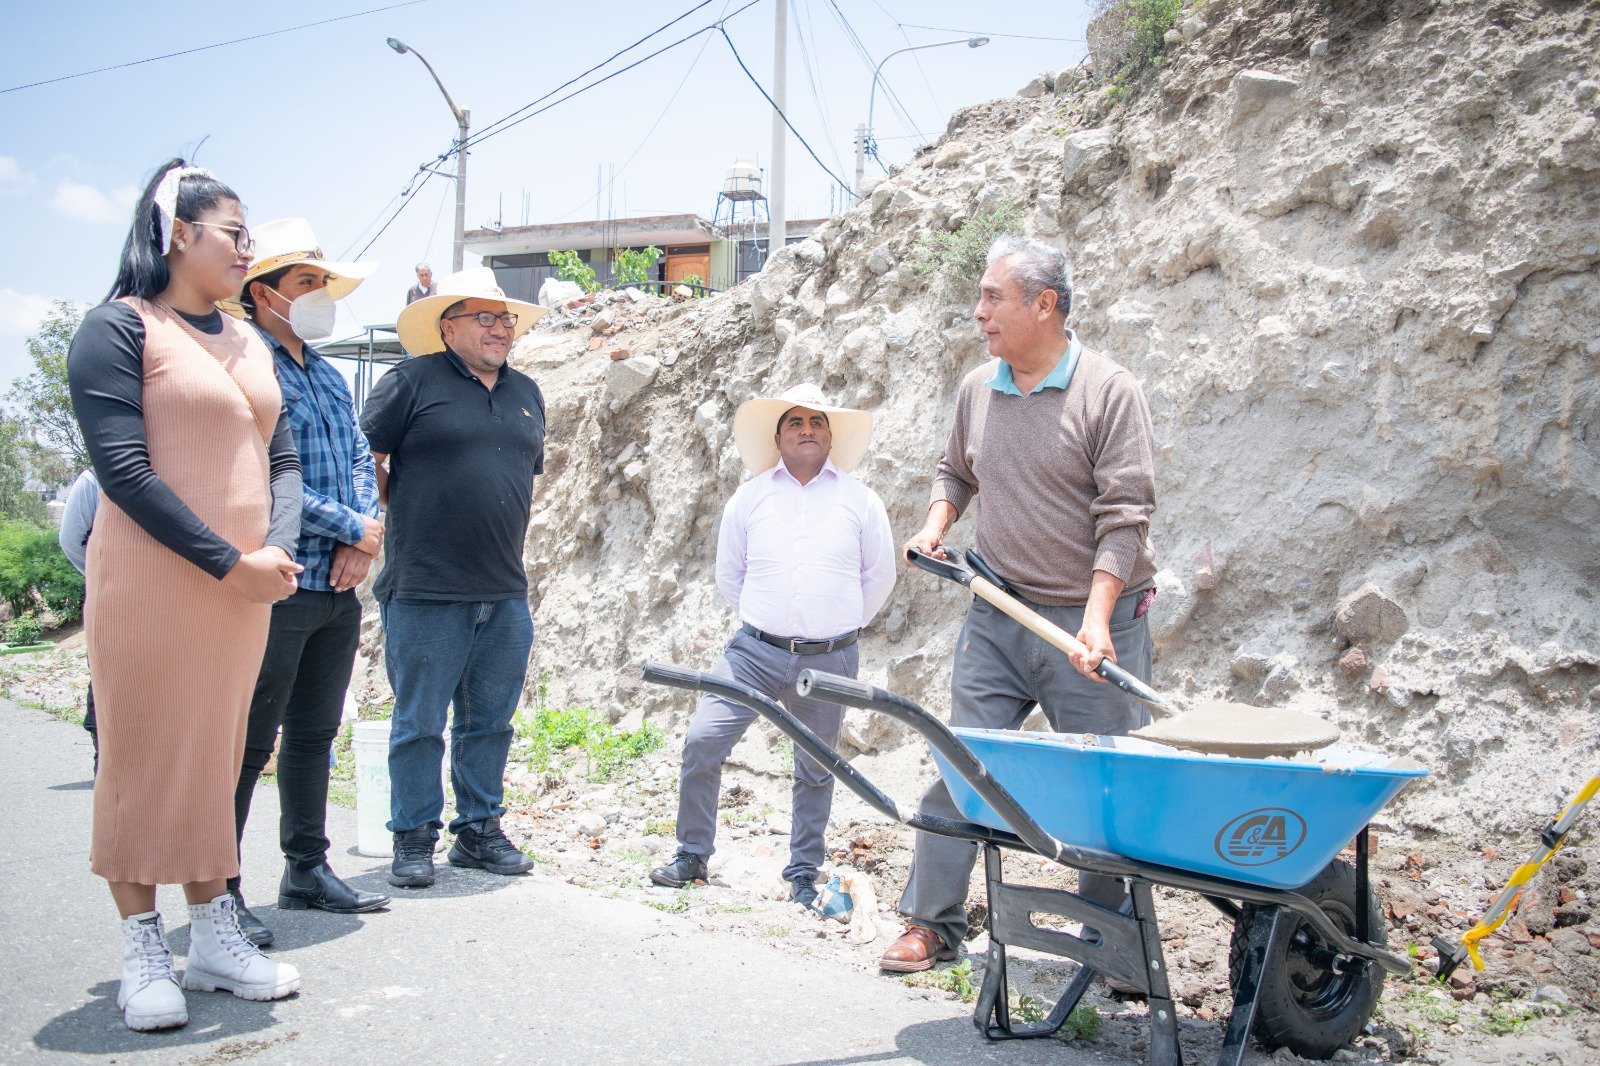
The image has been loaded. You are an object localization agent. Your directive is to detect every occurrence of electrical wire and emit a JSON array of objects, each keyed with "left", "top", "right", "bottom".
[
  {"left": 822, "top": 0, "right": 926, "bottom": 141},
  {"left": 1, "top": 1, "right": 427, "bottom": 95},
  {"left": 459, "top": 0, "right": 727, "bottom": 154},
  {"left": 341, "top": 0, "right": 758, "bottom": 263},
  {"left": 543, "top": 9, "right": 722, "bottom": 224},
  {"left": 791, "top": 0, "right": 850, "bottom": 181},
  {"left": 715, "top": 25, "right": 851, "bottom": 189},
  {"left": 866, "top": 0, "right": 946, "bottom": 119},
  {"left": 897, "top": 22, "right": 1085, "bottom": 44}
]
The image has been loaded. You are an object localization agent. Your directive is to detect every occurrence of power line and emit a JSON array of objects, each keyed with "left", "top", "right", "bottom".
[
  {"left": 791, "top": 0, "right": 850, "bottom": 181},
  {"left": 543, "top": 9, "right": 723, "bottom": 224},
  {"left": 453, "top": 0, "right": 762, "bottom": 159},
  {"left": 1, "top": 1, "right": 427, "bottom": 95},
  {"left": 344, "top": 0, "right": 758, "bottom": 264},
  {"left": 822, "top": 0, "right": 926, "bottom": 140},
  {"left": 716, "top": 25, "right": 851, "bottom": 189},
  {"left": 867, "top": 0, "right": 945, "bottom": 119},
  {"left": 898, "top": 22, "right": 1085, "bottom": 44},
  {"left": 462, "top": 0, "right": 719, "bottom": 152}
]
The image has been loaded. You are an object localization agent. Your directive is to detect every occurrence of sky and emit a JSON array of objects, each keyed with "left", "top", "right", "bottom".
[{"left": 0, "top": 1, "right": 1091, "bottom": 389}]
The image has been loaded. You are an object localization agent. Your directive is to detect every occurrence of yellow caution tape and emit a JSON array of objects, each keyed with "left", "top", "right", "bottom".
[{"left": 1460, "top": 774, "right": 1599, "bottom": 970}]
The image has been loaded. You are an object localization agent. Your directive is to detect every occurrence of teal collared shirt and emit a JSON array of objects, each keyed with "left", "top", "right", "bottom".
[{"left": 987, "top": 331, "right": 1081, "bottom": 396}]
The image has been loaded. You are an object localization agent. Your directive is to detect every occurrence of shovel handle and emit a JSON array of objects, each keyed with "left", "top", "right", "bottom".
[{"left": 966, "top": 576, "right": 1174, "bottom": 716}]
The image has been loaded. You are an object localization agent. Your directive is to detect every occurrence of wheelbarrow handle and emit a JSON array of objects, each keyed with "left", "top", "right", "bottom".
[{"left": 639, "top": 660, "right": 904, "bottom": 825}]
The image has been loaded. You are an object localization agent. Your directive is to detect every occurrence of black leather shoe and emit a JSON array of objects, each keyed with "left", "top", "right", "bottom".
[
  {"left": 790, "top": 877, "right": 819, "bottom": 908},
  {"left": 649, "top": 851, "right": 708, "bottom": 888},
  {"left": 448, "top": 817, "right": 533, "bottom": 875},
  {"left": 228, "top": 886, "right": 274, "bottom": 948},
  {"left": 389, "top": 828, "right": 438, "bottom": 888},
  {"left": 279, "top": 861, "right": 391, "bottom": 913}
]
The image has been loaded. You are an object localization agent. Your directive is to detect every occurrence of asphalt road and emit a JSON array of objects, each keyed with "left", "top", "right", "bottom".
[{"left": 0, "top": 699, "right": 1118, "bottom": 1065}]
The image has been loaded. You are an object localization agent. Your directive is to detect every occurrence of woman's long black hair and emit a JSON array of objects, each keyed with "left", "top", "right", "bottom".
[{"left": 104, "top": 158, "right": 240, "bottom": 303}]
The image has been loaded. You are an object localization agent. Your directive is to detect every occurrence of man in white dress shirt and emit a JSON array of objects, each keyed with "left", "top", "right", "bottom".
[{"left": 650, "top": 384, "right": 896, "bottom": 905}]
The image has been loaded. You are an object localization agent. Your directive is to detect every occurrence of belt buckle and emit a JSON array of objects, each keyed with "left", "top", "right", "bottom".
[{"left": 788, "top": 637, "right": 804, "bottom": 654}]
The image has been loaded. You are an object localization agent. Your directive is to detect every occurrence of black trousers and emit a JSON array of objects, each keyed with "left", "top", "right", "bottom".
[{"left": 232, "top": 588, "right": 362, "bottom": 880}]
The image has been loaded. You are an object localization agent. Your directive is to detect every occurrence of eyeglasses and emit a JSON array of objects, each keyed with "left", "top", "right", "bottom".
[
  {"left": 189, "top": 221, "right": 255, "bottom": 254},
  {"left": 443, "top": 311, "right": 518, "bottom": 329}
]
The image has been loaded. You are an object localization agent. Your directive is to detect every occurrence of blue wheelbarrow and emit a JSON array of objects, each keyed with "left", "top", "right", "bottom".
[{"left": 641, "top": 662, "right": 1427, "bottom": 1065}]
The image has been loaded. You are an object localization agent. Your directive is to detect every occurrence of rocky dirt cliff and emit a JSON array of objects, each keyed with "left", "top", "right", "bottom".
[{"left": 344, "top": 0, "right": 1598, "bottom": 1025}]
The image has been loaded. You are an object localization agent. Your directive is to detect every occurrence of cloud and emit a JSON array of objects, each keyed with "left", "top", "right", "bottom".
[
  {"left": 0, "top": 288, "right": 52, "bottom": 338},
  {"left": 0, "top": 156, "right": 34, "bottom": 194},
  {"left": 50, "top": 179, "right": 139, "bottom": 223}
]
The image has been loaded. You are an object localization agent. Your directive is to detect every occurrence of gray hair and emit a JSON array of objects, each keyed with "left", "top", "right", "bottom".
[
  {"left": 416, "top": 262, "right": 432, "bottom": 272},
  {"left": 986, "top": 235, "right": 1073, "bottom": 319}
]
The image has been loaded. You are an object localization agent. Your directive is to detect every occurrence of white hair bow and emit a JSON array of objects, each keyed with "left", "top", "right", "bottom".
[{"left": 153, "top": 166, "right": 216, "bottom": 255}]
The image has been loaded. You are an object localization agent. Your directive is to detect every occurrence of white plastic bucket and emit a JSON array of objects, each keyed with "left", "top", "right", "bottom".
[{"left": 352, "top": 719, "right": 393, "bottom": 857}]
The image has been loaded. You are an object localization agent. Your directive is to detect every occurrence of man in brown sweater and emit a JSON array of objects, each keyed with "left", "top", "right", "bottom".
[{"left": 880, "top": 235, "right": 1159, "bottom": 975}]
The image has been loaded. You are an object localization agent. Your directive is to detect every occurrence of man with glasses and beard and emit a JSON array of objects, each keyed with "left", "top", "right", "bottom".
[{"left": 362, "top": 268, "right": 548, "bottom": 890}]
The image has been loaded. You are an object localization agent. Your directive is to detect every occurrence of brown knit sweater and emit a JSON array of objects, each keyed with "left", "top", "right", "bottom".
[{"left": 931, "top": 347, "right": 1158, "bottom": 606}]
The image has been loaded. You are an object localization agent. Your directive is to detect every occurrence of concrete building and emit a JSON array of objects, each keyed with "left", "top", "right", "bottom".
[{"left": 464, "top": 214, "right": 824, "bottom": 303}]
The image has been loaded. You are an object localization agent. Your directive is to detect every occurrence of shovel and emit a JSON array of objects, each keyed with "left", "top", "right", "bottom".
[{"left": 906, "top": 547, "right": 1341, "bottom": 757}]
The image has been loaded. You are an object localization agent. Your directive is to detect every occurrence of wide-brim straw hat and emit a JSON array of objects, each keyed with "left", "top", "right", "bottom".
[
  {"left": 733, "top": 383, "right": 874, "bottom": 474},
  {"left": 231, "top": 218, "right": 375, "bottom": 312},
  {"left": 396, "top": 266, "right": 546, "bottom": 356}
]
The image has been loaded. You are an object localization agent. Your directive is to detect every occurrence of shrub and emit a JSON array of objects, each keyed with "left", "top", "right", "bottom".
[
  {"left": 612, "top": 245, "right": 662, "bottom": 290},
  {"left": 513, "top": 702, "right": 664, "bottom": 783},
  {"left": 6, "top": 615, "right": 44, "bottom": 646},
  {"left": 912, "top": 196, "right": 1025, "bottom": 295},
  {"left": 1087, "top": 0, "right": 1183, "bottom": 85},
  {"left": 548, "top": 249, "right": 598, "bottom": 294},
  {"left": 0, "top": 520, "right": 83, "bottom": 625}
]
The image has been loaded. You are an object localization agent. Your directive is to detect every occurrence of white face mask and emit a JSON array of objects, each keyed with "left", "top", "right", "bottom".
[{"left": 268, "top": 286, "right": 337, "bottom": 341}]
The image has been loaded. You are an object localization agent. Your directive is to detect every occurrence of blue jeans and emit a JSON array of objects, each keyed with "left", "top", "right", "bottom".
[{"left": 380, "top": 598, "right": 534, "bottom": 835}]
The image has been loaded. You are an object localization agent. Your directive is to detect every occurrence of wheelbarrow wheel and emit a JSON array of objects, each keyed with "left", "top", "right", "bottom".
[{"left": 1226, "top": 859, "right": 1385, "bottom": 1060}]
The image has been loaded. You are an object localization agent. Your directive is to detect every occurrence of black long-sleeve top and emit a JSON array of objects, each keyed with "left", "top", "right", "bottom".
[{"left": 67, "top": 301, "right": 302, "bottom": 580}]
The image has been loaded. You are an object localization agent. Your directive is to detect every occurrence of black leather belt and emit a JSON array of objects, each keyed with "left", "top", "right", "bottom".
[{"left": 740, "top": 623, "right": 859, "bottom": 656}]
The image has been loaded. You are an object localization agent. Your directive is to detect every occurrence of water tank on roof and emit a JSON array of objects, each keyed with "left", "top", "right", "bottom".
[{"left": 723, "top": 161, "right": 762, "bottom": 200}]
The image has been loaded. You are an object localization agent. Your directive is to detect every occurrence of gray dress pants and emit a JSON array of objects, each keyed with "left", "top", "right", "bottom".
[
  {"left": 675, "top": 629, "right": 859, "bottom": 883},
  {"left": 898, "top": 591, "right": 1153, "bottom": 950}
]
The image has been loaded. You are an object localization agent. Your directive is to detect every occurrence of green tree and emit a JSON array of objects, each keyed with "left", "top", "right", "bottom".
[
  {"left": 0, "top": 519, "right": 82, "bottom": 623},
  {"left": 0, "top": 417, "right": 47, "bottom": 525},
  {"left": 548, "top": 249, "right": 599, "bottom": 294},
  {"left": 612, "top": 245, "right": 662, "bottom": 290},
  {"left": 8, "top": 299, "right": 87, "bottom": 483}
]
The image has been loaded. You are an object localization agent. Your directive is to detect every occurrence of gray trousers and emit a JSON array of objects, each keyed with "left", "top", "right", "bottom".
[
  {"left": 899, "top": 591, "right": 1153, "bottom": 949},
  {"left": 675, "top": 629, "right": 859, "bottom": 883}
]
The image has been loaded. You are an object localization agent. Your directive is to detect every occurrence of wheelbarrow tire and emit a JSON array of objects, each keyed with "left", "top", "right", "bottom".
[{"left": 1227, "top": 859, "right": 1385, "bottom": 1060}]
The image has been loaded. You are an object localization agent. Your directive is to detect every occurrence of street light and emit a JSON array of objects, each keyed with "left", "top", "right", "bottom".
[
  {"left": 387, "top": 37, "right": 470, "bottom": 273},
  {"left": 856, "top": 37, "right": 988, "bottom": 201}
]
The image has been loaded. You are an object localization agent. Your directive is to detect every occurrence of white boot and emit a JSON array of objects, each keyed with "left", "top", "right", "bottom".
[
  {"left": 118, "top": 911, "right": 187, "bottom": 1031},
  {"left": 183, "top": 893, "right": 302, "bottom": 1001}
]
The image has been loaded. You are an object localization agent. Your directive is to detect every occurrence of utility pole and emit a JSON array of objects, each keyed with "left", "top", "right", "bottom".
[
  {"left": 853, "top": 123, "right": 867, "bottom": 205},
  {"left": 453, "top": 108, "right": 469, "bottom": 272},
  {"left": 768, "top": 0, "right": 787, "bottom": 258}
]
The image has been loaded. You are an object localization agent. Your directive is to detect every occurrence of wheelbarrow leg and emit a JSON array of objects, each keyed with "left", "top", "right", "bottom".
[
  {"left": 973, "top": 844, "right": 1097, "bottom": 1040},
  {"left": 1217, "top": 904, "right": 1291, "bottom": 1066},
  {"left": 1131, "top": 879, "right": 1183, "bottom": 1066}
]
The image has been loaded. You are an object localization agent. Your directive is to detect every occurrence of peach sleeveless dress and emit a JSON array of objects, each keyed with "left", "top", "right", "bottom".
[{"left": 87, "top": 298, "right": 281, "bottom": 885}]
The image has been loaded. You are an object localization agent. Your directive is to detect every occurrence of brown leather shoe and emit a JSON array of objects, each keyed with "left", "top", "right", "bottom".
[{"left": 878, "top": 925, "right": 957, "bottom": 973}]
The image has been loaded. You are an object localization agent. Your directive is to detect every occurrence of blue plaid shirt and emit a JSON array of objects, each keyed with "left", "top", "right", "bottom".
[{"left": 258, "top": 327, "right": 380, "bottom": 592}]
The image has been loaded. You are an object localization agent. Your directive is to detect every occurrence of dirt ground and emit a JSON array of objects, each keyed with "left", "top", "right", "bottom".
[{"left": 8, "top": 641, "right": 1595, "bottom": 1064}]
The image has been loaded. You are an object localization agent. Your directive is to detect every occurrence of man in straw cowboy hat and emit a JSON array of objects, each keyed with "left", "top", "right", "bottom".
[
  {"left": 230, "top": 218, "right": 389, "bottom": 945},
  {"left": 361, "top": 266, "right": 547, "bottom": 889},
  {"left": 649, "top": 384, "right": 896, "bottom": 906},
  {"left": 879, "top": 235, "right": 1158, "bottom": 977}
]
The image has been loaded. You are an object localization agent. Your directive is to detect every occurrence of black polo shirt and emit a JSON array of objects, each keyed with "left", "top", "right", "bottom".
[{"left": 361, "top": 349, "right": 545, "bottom": 603}]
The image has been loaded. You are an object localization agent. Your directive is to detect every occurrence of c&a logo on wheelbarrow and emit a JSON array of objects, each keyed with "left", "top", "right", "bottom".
[{"left": 1214, "top": 807, "right": 1308, "bottom": 866}]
